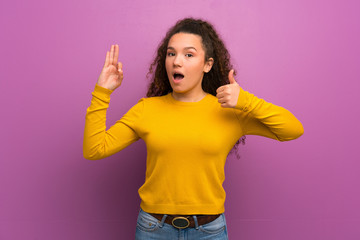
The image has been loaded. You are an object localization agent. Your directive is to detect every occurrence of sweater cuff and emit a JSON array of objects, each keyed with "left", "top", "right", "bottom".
[
  {"left": 234, "top": 87, "right": 249, "bottom": 112},
  {"left": 92, "top": 84, "right": 114, "bottom": 103}
]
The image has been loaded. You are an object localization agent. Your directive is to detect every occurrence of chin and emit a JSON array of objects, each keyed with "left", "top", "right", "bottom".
[{"left": 172, "top": 87, "right": 188, "bottom": 94}]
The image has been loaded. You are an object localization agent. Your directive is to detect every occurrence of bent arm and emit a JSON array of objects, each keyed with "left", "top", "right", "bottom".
[
  {"left": 83, "top": 84, "right": 141, "bottom": 160},
  {"left": 234, "top": 87, "right": 304, "bottom": 141}
]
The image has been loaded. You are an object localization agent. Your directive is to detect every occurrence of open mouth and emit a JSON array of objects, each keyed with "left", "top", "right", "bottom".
[
  {"left": 173, "top": 73, "right": 184, "bottom": 80},
  {"left": 173, "top": 72, "right": 184, "bottom": 83}
]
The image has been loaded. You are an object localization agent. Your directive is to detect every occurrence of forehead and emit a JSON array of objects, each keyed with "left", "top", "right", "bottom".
[{"left": 168, "top": 32, "right": 204, "bottom": 50}]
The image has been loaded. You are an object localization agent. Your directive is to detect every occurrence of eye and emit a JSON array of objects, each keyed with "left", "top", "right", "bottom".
[
  {"left": 167, "top": 52, "right": 175, "bottom": 57},
  {"left": 185, "top": 53, "right": 193, "bottom": 57}
]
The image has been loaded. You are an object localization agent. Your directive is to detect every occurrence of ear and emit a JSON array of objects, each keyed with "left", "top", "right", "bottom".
[{"left": 203, "top": 58, "right": 214, "bottom": 73}]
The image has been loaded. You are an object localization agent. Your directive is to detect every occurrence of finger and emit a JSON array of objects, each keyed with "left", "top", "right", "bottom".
[
  {"left": 218, "top": 98, "right": 225, "bottom": 105},
  {"left": 221, "top": 103, "right": 228, "bottom": 108},
  {"left": 109, "top": 45, "right": 114, "bottom": 65},
  {"left": 228, "top": 69, "right": 236, "bottom": 84},
  {"left": 219, "top": 94, "right": 228, "bottom": 102},
  {"left": 216, "top": 91, "right": 224, "bottom": 99},
  {"left": 216, "top": 86, "right": 224, "bottom": 94},
  {"left": 114, "top": 44, "right": 119, "bottom": 65},
  {"left": 118, "top": 62, "right": 123, "bottom": 72},
  {"left": 216, "top": 90, "right": 225, "bottom": 99},
  {"left": 104, "top": 51, "right": 110, "bottom": 67},
  {"left": 218, "top": 97, "right": 226, "bottom": 104}
]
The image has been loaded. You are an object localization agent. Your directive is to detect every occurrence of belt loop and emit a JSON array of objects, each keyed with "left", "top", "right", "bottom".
[
  {"left": 192, "top": 215, "right": 199, "bottom": 230},
  {"left": 159, "top": 214, "right": 168, "bottom": 228}
]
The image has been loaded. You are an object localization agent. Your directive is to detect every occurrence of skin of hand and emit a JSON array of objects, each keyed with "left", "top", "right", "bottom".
[
  {"left": 216, "top": 69, "right": 241, "bottom": 108},
  {"left": 96, "top": 44, "right": 123, "bottom": 91}
]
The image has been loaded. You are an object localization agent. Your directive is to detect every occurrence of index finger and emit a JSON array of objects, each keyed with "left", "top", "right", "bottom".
[
  {"left": 104, "top": 51, "right": 110, "bottom": 67},
  {"left": 216, "top": 86, "right": 224, "bottom": 94}
]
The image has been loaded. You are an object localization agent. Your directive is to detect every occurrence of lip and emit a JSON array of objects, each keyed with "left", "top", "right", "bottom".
[
  {"left": 172, "top": 75, "right": 183, "bottom": 84},
  {"left": 172, "top": 70, "right": 184, "bottom": 84},
  {"left": 173, "top": 70, "right": 184, "bottom": 75}
]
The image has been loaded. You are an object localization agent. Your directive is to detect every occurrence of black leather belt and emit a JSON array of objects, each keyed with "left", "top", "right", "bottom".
[{"left": 148, "top": 213, "right": 221, "bottom": 229}]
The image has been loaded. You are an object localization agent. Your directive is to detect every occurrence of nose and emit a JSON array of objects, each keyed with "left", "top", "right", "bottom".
[{"left": 173, "top": 55, "right": 183, "bottom": 67}]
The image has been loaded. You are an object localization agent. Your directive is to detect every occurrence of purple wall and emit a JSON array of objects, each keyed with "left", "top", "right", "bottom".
[{"left": 1, "top": 0, "right": 359, "bottom": 239}]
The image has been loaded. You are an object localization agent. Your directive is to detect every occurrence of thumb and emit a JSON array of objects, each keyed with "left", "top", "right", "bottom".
[
  {"left": 118, "top": 62, "right": 123, "bottom": 72},
  {"left": 228, "top": 69, "right": 236, "bottom": 84}
]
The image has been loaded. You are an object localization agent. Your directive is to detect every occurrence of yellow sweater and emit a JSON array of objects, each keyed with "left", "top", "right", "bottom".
[{"left": 83, "top": 84, "right": 304, "bottom": 215}]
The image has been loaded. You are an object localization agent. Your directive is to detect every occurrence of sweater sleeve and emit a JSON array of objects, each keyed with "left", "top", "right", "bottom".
[
  {"left": 83, "top": 84, "right": 144, "bottom": 160},
  {"left": 233, "top": 87, "right": 304, "bottom": 141}
]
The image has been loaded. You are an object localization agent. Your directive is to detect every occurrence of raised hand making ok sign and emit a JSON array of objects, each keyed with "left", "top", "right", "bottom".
[
  {"left": 96, "top": 44, "right": 124, "bottom": 91},
  {"left": 216, "top": 69, "right": 241, "bottom": 108}
]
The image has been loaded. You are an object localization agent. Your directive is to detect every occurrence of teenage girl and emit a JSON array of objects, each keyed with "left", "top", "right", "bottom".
[{"left": 83, "top": 18, "right": 304, "bottom": 240}]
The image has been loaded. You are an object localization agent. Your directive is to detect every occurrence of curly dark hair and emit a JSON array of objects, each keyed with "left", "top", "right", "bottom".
[{"left": 146, "top": 17, "right": 246, "bottom": 159}]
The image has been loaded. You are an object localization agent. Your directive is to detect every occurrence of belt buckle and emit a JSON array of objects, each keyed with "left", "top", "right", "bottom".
[{"left": 172, "top": 216, "right": 190, "bottom": 229}]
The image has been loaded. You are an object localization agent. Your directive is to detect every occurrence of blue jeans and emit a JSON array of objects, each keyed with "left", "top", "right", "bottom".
[{"left": 135, "top": 207, "right": 229, "bottom": 240}]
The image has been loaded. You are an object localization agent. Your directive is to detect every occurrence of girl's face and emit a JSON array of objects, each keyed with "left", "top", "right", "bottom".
[{"left": 165, "top": 32, "right": 213, "bottom": 97}]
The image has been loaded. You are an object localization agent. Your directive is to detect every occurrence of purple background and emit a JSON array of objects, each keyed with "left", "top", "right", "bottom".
[{"left": 1, "top": 0, "right": 359, "bottom": 239}]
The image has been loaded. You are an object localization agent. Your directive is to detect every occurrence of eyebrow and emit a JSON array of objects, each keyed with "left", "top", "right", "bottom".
[{"left": 167, "top": 46, "right": 197, "bottom": 52}]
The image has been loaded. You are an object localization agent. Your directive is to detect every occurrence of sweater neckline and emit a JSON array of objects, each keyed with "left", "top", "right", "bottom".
[{"left": 166, "top": 92, "right": 213, "bottom": 106}]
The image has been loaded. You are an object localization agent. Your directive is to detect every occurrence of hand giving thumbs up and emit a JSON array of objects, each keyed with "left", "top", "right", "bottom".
[{"left": 216, "top": 69, "right": 240, "bottom": 108}]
